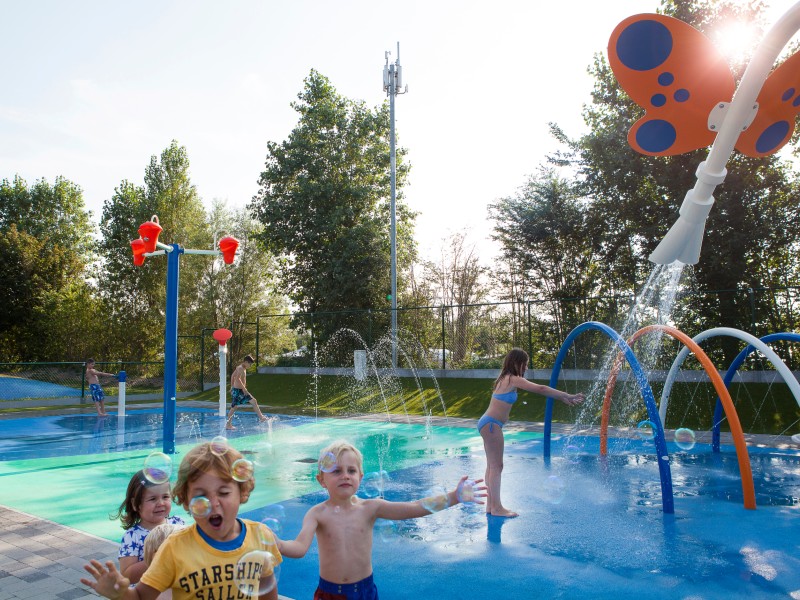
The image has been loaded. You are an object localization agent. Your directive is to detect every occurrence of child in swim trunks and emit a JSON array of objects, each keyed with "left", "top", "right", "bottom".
[
  {"left": 225, "top": 354, "right": 269, "bottom": 429},
  {"left": 278, "top": 440, "right": 486, "bottom": 599},
  {"left": 479, "top": 348, "right": 585, "bottom": 518},
  {"left": 86, "top": 358, "right": 116, "bottom": 416}
]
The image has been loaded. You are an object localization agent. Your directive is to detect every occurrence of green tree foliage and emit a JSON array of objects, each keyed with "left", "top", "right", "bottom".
[
  {"left": 0, "top": 176, "right": 96, "bottom": 361},
  {"left": 489, "top": 168, "right": 607, "bottom": 366},
  {"left": 202, "top": 201, "right": 292, "bottom": 362},
  {"left": 556, "top": 0, "right": 800, "bottom": 359},
  {"left": 97, "top": 141, "right": 211, "bottom": 361},
  {"left": 250, "top": 70, "right": 416, "bottom": 344}
]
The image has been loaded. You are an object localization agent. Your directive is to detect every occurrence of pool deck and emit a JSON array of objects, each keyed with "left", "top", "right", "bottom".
[{"left": 0, "top": 401, "right": 797, "bottom": 599}]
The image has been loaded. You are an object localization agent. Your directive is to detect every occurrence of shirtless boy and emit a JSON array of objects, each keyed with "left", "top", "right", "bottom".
[
  {"left": 278, "top": 440, "right": 485, "bottom": 599},
  {"left": 225, "top": 354, "right": 268, "bottom": 429},
  {"left": 86, "top": 358, "right": 116, "bottom": 416}
]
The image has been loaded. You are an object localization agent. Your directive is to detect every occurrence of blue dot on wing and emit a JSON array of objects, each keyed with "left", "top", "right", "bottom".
[
  {"left": 755, "top": 121, "right": 790, "bottom": 154},
  {"left": 636, "top": 119, "right": 677, "bottom": 153},
  {"left": 616, "top": 20, "right": 673, "bottom": 71},
  {"left": 651, "top": 94, "right": 667, "bottom": 107},
  {"left": 782, "top": 88, "right": 795, "bottom": 101},
  {"left": 793, "top": 94, "right": 800, "bottom": 107},
  {"left": 674, "top": 88, "right": 690, "bottom": 102},
  {"left": 658, "top": 72, "right": 674, "bottom": 86}
]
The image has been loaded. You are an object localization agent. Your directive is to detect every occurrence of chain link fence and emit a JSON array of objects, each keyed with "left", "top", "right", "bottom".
[
  {"left": 249, "top": 286, "right": 800, "bottom": 371},
  {"left": 4, "top": 286, "right": 799, "bottom": 409},
  {"left": 0, "top": 361, "right": 192, "bottom": 408}
]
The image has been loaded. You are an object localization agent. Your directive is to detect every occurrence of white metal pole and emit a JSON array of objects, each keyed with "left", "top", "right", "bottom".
[
  {"left": 118, "top": 371, "right": 126, "bottom": 417},
  {"left": 650, "top": 1, "right": 800, "bottom": 264},
  {"left": 219, "top": 344, "right": 227, "bottom": 417}
]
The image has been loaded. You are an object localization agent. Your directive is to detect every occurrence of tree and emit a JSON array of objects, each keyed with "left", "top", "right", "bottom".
[
  {"left": 97, "top": 141, "right": 210, "bottom": 361},
  {"left": 201, "top": 201, "right": 292, "bottom": 362},
  {"left": 489, "top": 169, "right": 607, "bottom": 349},
  {"left": 0, "top": 176, "right": 97, "bottom": 361},
  {"left": 422, "top": 231, "right": 489, "bottom": 364},
  {"left": 560, "top": 0, "right": 800, "bottom": 360},
  {"left": 250, "top": 70, "right": 416, "bottom": 344}
]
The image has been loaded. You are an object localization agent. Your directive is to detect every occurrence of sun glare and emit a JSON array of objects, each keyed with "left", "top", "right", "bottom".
[{"left": 712, "top": 20, "right": 759, "bottom": 66}]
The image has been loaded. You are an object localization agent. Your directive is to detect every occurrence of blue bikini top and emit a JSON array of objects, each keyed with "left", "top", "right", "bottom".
[{"left": 491, "top": 389, "right": 518, "bottom": 404}]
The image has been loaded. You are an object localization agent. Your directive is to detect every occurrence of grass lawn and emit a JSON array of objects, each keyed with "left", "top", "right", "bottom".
[{"left": 3, "top": 372, "right": 797, "bottom": 436}]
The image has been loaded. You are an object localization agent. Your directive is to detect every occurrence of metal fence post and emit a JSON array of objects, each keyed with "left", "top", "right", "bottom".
[
  {"left": 255, "top": 316, "right": 260, "bottom": 367},
  {"left": 441, "top": 305, "right": 446, "bottom": 369},
  {"left": 527, "top": 299, "right": 533, "bottom": 359}
]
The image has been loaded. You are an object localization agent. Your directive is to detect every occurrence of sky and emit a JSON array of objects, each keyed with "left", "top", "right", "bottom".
[{"left": 2, "top": 0, "right": 799, "bottom": 263}]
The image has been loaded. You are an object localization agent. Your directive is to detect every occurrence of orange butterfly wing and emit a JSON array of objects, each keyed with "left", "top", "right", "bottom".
[
  {"left": 608, "top": 14, "right": 735, "bottom": 156},
  {"left": 735, "top": 50, "right": 800, "bottom": 157}
]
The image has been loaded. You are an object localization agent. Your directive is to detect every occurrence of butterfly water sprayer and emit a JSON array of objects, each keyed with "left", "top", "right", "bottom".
[{"left": 608, "top": 3, "right": 800, "bottom": 265}]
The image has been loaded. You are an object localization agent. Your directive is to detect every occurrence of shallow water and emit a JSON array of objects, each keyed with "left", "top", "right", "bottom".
[{"left": 0, "top": 409, "right": 797, "bottom": 599}]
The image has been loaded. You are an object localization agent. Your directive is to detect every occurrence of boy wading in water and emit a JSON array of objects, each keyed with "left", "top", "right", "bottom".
[
  {"left": 226, "top": 354, "right": 269, "bottom": 430},
  {"left": 86, "top": 359, "right": 116, "bottom": 416}
]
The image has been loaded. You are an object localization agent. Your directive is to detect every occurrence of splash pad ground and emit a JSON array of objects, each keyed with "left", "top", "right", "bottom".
[{"left": 0, "top": 407, "right": 798, "bottom": 599}]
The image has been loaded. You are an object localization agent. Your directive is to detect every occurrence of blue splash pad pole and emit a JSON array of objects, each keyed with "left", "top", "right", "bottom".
[
  {"left": 162, "top": 243, "right": 183, "bottom": 454},
  {"left": 544, "top": 321, "right": 675, "bottom": 513}
]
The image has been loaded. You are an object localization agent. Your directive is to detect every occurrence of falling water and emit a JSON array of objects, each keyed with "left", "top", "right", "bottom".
[{"left": 570, "top": 262, "right": 688, "bottom": 434}]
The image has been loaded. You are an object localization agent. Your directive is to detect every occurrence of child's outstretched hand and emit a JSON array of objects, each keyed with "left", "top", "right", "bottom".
[
  {"left": 451, "top": 476, "right": 488, "bottom": 505},
  {"left": 81, "top": 559, "right": 129, "bottom": 599},
  {"left": 561, "top": 392, "right": 585, "bottom": 406}
]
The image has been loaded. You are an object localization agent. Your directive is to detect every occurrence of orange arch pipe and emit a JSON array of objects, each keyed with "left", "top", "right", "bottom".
[{"left": 599, "top": 324, "right": 756, "bottom": 510}]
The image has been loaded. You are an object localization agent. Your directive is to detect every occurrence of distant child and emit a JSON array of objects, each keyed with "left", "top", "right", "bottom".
[
  {"left": 226, "top": 354, "right": 269, "bottom": 430},
  {"left": 278, "top": 440, "right": 485, "bottom": 599},
  {"left": 82, "top": 441, "right": 283, "bottom": 600},
  {"left": 113, "top": 470, "right": 185, "bottom": 584},
  {"left": 86, "top": 358, "right": 116, "bottom": 416},
  {"left": 143, "top": 523, "right": 182, "bottom": 599}
]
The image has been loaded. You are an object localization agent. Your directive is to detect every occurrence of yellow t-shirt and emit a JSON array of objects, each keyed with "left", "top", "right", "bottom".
[{"left": 141, "top": 519, "right": 282, "bottom": 600}]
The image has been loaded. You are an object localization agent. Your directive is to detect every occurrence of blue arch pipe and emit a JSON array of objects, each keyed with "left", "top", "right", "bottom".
[
  {"left": 712, "top": 332, "right": 800, "bottom": 452},
  {"left": 543, "top": 321, "right": 675, "bottom": 513},
  {"left": 162, "top": 243, "right": 183, "bottom": 455}
]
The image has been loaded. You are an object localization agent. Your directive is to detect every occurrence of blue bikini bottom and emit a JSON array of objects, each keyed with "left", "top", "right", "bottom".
[{"left": 477, "top": 414, "right": 505, "bottom": 434}]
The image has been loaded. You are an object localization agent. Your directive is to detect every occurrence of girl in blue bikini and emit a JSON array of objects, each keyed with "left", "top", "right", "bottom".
[{"left": 479, "top": 348, "right": 584, "bottom": 517}]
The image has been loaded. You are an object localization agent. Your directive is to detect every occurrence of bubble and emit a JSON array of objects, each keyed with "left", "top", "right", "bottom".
[
  {"left": 543, "top": 475, "right": 566, "bottom": 505},
  {"left": 262, "top": 504, "right": 286, "bottom": 521},
  {"left": 189, "top": 496, "right": 211, "bottom": 519},
  {"left": 791, "top": 433, "right": 800, "bottom": 444},
  {"left": 234, "top": 550, "right": 280, "bottom": 597},
  {"left": 258, "top": 519, "right": 280, "bottom": 547},
  {"left": 231, "top": 458, "right": 254, "bottom": 482},
  {"left": 674, "top": 427, "right": 696, "bottom": 451},
  {"left": 260, "top": 517, "right": 282, "bottom": 539},
  {"left": 374, "top": 518, "right": 397, "bottom": 542},
  {"left": 421, "top": 485, "right": 450, "bottom": 513},
  {"left": 210, "top": 436, "right": 229, "bottom": 456},
  {"left": 143, "top": 452, "right": 172, "bottom": 484},
  {"left": 361, "top": 471, "right": 390, "bottom": 498},
  {"left": 636, "top": 420, "right": 656, "bottom": 440},
  {"left": 319, "top": 451, "right": 337, "bottom": 473},
  {"left": 563, "top": 444, "right": 581, "bottom": 464},
  {"left": 456, "top": 479, "right": 476, "bottom": 505}
]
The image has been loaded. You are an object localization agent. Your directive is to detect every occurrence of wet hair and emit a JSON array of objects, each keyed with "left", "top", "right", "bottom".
[
  {"left": 318, "top": 440, "right": 364, "bottom": 475},
  {"left": 172, "top": 442, "right": 255, "bottom": 506},
  {"left": 243, "top": 355, "right": 255, "bottom": 364},
  {"left": 111, "top": 470, "right": 168, "bottom": 530},
  {"left": 86, "top": 359, "right": 95, "bottom": 366},
  {"left": 143, "top": 522, "right": 181, "bottom": 565},
  {"left": 494, "top": 348, "right": 529, "bottom": 389}
]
